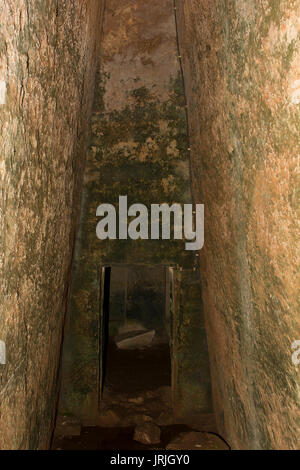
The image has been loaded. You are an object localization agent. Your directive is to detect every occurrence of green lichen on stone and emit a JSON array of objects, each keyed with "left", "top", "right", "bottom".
[{"left": 61, "top": 66, "right": 197, "bottom": 416}]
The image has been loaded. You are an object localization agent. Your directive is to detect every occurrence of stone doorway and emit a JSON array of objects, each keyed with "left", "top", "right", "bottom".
[{"left": 99, "top": 265, "right": 173, "bottom": 405}]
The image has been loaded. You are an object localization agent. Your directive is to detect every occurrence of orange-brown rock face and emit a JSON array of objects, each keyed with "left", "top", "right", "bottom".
[
  {"left": 0, "top": 0, "right": 104, "bottom": 450},
  {"left": 176, "top": 0, "right": 300, "bottom": 450}
]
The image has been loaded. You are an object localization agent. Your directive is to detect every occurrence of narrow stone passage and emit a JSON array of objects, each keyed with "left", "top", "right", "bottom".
[
  {"left": 54, "top": 263, "right": 227, "bottom": 450},
  {"left": 53, "top": 341, "right": 228, "bottom": 450}
]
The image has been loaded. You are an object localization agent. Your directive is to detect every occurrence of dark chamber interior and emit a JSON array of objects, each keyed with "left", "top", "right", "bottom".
[
  {"left": 53, "top": 266, "right": 224, "bottom": 450},
  {"left": 103, "top": 266, "right": 171, "bottom": 396}
]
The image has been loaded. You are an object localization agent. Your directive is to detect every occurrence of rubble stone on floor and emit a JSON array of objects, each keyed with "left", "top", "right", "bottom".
[
  {"left": 166, "top": 432, "right": 230, "bottom": 451},
  {"left": 54, "top": 415, "right": 82, "bottom": 438},
  {"left": 97, "top": 410, "right": 121, "bottom": 428},
  {"left": 134, "top": 422, "right": 161, "bottom": 445}
]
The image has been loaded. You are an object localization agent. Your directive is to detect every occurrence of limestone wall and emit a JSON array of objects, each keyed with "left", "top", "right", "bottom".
[
  {"left": 176, "top": 0, "right": 300, "bottom": 450},
  {"left": 0, "top": 0, "right": 104, "bottom": 450}
]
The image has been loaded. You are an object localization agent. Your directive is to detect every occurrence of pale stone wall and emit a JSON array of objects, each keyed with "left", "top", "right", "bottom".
[
  {"left": 0, "top": 0, "right": 104, "bottom": 450},
  {"left": 176, "top": 0, "right": 300, "bottom": 450}
]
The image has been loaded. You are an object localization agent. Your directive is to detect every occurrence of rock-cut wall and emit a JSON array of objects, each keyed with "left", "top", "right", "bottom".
[
  {"left": 176, "top": 0, "right": 300, "bottom": 450},
  {"left": 0, "top": 0, "right": 104, "bottom": 450}
]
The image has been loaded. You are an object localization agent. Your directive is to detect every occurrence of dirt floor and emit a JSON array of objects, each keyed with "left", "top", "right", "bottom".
[{"left": 53, "top": 342, "right": 229, "bottom": 450}]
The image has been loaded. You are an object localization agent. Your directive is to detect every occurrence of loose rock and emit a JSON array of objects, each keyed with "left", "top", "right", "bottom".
[
  {"left": 166, "top": 432, "right": 229, "bottom": 450},
  {"left": 97, "top": 410, "right": 121, "bottom": 427},
  {"left": 134, "top": 422, "right": 161, "bottom": 445}
]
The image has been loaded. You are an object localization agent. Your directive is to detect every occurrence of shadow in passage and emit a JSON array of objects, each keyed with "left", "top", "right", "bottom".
[{"left": 53, "top": 266, "right": 229, "bottom": 450}]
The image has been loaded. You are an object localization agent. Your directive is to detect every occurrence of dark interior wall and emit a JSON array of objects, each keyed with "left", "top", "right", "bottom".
[
  {"left": 176, "top": 0, "right": 300, "bottom": 450},
  {"left": 0, "top": 0, "right": 104, "bottom": 450},
  {"left": 109, "top": 266, "right": 167, "bottom": 337},
  {"left": 172, "top": 270, "right": 212, "bottom": 417},
  {"left": 109, "top": 267, "right": 127, "bottom": 336},
  {"left": 126, "top": 267, "right": 166, "bottom": 332}
]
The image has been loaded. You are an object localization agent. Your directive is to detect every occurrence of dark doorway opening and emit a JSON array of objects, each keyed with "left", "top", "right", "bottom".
[
  {"left": 53, "top": 265, "right": 227, "bottom": 450},
  {"left": 99, "top": 265, "right": 172, "bottom": 404}
]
